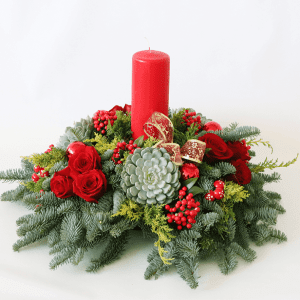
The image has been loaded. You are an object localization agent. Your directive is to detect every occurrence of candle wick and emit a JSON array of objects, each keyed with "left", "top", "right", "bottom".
[{"left": 144, "top": 37, "right": 151, "bottom": 52}]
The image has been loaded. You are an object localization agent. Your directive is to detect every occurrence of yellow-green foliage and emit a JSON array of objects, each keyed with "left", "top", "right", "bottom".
[
  {"left": 144, "top": 205, "right": 175, "bottom": 265},
  {"left": 113, "top": 200, "right": 175, "bottom": 265},
  {"left": 84, "top": 134, "right": 119, "bottom": 155},
  {"left": 246, "top": 138, "right": 274, "bottom": 153},
  {"left": 23, "top": 177, "right": 46, "bottom": 193},
  {"left": 219, "top": 181, "right": 249, "bottom": 223},
  {"left": 112, "top": 199, "right": 144, "bottom": 221},
  {"left": 144, "top": 136, "right": 159, "bottom": 148},
  {"left": 250, "top": 154, "right": 298, "bottom": 173},
  {"left": 22, "top": 148, "right": 67, "bottom": 171}
]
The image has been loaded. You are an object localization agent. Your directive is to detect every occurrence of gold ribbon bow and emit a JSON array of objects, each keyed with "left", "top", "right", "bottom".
[{"left": 143, "top": 112, "right": 206, "bottom": 166}]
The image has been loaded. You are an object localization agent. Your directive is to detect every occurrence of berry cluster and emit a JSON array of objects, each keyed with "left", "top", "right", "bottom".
[
  {"left": 204, "top": 180, "right": 225, "bottom": 201},
  {"left": 181, "top": 109, "right": 201, "bottom": 135},
  {"left": 112, "top": 140, "right": 139, "bottom": 164},
  {"left": 32, "top": 165, "right": 49, "bottom": 182},
  {"left": 92, "top": 110, "right": 118, "bottom": 135},
  {"left": 31, "top": 144, "right": 53, "bottom": 182},
  {"left": 44, "top": 144, "right": 54, "bottom": 154},
  {"left": 165, "top": 187, "right": 200, "bottom": 230}
]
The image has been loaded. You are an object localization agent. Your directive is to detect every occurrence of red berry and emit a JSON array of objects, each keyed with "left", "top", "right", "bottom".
[
  {"left": 179, "top": 190, "right": 186, "bottom": 196},
  {"left": 214, "top": 180, "right": 225, "bottom": 189},
  {"left": 33, "top": 165, "right": 41, "bottom": 172},
  {"left": 195, "top": 201, "right": 200, "bottom": 206},
  {"left": 205, "top": 191, "right": 215, "bottom": 201},
  {"left": 165, "top": 205, "right": 170, "bottom": 211},
  {"left": 182, "top": 222, "right": 187, "bottom": 226},
  {"left": 168, "top": 218, "right": 173, "bottom": 223},
  {"left": 214, "top": 189, "right": 225, "bottom": 200},
  {"left": 167, "top": 213, "right": 171, "bottom": 218},
  {"left": 181, "top": 217, "right": 186, "bottom": 222},
  {"left": 101, "top": 130, "right": 105, "bottom": 134},
  {"left": 195, "top": 207, "right": 200, "bottom": 212},
  {"left": 32, "top": 173, "right": 39, "bottom": 182},
  {"left": 171, "top": 214, "right": 176, "bottom": 220},
  {"left": 178, "top": 212, "right": 183, "bottom": 218},
  {"left": 175, "top": 203, "right": 181, "bottom": 208},
  {"left": 186, "top": 224, "right": 192, "bottom": 229},
  {"left": 180, "top": 206, "right": 185, "bottom": 211},
  {"left": 182, "top": 186, "right": 187, "bottom": 191},
  {"left": 177, "top": 225, "right": 182, "bottom": 230},
  {"left": 182, "top": 200, "right": 187, "bottom": 205},
  {"left": 185, "top": 210, "right": 190, "bottom": 215}
]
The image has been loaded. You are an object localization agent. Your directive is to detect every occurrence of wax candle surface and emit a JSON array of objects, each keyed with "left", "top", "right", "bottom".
[{"left": 131, "top": 50, "right": 170, "bottom": 140}]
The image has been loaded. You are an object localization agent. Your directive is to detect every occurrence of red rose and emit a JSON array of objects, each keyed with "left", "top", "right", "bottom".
[
  {"left": 180, "top": 163, "right": 200, "bottom": 180},
  {"left": 227, "top": 139, "right": 251, "bottom": 162},
  {"left": 109, "top": 104, "right": 131, "bottom": 114},
  {"left": 73, "top": 169, "right": 107, "bottom": 203},
  {"left": 198, "top": 133, "right": 233, "bottom": 163},
  {"left": 226, "top": 159, "right": 252, "bottom": 185},
  {"left": 68, "top": 144, "right": 101, "bottom": 177},
  {"left": 50, "top": 167, "right": 75, "bottom": 199}
]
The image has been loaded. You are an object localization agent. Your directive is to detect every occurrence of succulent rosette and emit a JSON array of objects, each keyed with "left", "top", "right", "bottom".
[{"left": 120, "top": 147, "right": 181, "bottom": 205}]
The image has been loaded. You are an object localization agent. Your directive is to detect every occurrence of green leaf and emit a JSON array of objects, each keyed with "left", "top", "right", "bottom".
[
  {"left": 182, "top": 178, "right": 198, "bottom": 190},
  {"left": 134, "top": 136, "right": 144, "bottom": 147},
  {"left": 188, "top": 186, "right": 204, "bottom": 196}
]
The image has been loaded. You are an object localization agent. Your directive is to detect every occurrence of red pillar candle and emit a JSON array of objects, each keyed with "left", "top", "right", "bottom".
[{"left": 131, "top": 50, "right": 170, "bottom": 140}]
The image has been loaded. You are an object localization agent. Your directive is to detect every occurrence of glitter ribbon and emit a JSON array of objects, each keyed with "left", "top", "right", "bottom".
[{"left": 143, "top": 112, "right": 206, "bottom": 166}]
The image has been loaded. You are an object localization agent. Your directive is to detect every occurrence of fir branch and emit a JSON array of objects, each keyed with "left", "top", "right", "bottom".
[
  {"left": 109, "top": 218, "right": 137, "bottom": 238},
  {"left": 13, "top": 229, "right": 49, "bottom": 252},
  {"left": 144, "top": 242, "right": 176, "bottom": 280},
  {"left": 253, "top": 207, "right": 278, "bottom": 225},
  {"left": 174, "top": 258, "right": 199, "bottom": 289},
  {"left": 215, "top": 247, "right": 238, "bottom": 275},
  {"left": 47, "top": 225, "right": 61, "bottom": 247},
  {"left": 246, "top": 138, "right": 273, "bottom": 153},
  {"left": 60, "top": 213, "right": 84, "bottom": 245},
  {"left": 1, "top": 184, "right": 29, "bottom": 202},
  {"left": 250, "top": 154, "right": 298, "bottom": 173},
  {"left": 86, "top": 231, "right": 129, "bottom": 272},
  {"left": 252, "top": 224, "right": 287, "bottom": 246},
  {"left": 0, "top": 168, "right": 32, "bottom": 183},
  {"left": 175, "top": 235, "right": 200, "bottom": 260},
  {"left": 233, "top": 204, "right": 250, "bottom": 249},
  {"left": 49, "top": 245, "right": 78, "bottom": 269},
  {"left": 215, "top": 126, "right": 260, "bottom": 142},
  {"left": 229, "top": 242, "right": 256, "bottom": 262},
  {"left": 213, "top": 162, "right": 236, "bottom": 177}
]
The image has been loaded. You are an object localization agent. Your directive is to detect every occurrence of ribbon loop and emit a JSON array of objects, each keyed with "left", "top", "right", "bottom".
[{"left": 143, "top": 112, "right": 206, "bottom": 166}]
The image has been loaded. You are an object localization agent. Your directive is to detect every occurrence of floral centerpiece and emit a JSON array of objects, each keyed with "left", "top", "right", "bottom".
[{"left": 0, "top": 104, "right": 297, "bottom": 289}]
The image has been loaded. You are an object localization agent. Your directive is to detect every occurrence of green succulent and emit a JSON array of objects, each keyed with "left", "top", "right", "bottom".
[{"left": 120, "top": 147, "right": 181, "bottom": 205}]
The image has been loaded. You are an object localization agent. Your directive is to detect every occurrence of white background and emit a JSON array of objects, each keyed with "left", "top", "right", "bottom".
[{"left": 0, "top": 1, "right": 300, "bottom": 299}]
